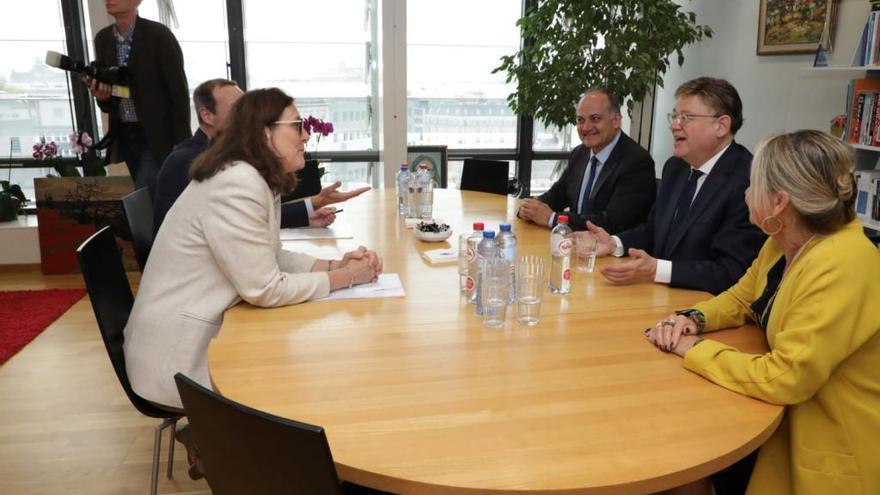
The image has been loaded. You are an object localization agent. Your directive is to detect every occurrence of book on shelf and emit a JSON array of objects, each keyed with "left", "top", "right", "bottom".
[
  {"left": 849, "top": 5, "right": 880, "bottom": 67},
  {"left": 846, "top": 78, "right": 880, "bottom": 145},
  {"left": 854, "top": 170, "right": 880, "bottom": 224}
]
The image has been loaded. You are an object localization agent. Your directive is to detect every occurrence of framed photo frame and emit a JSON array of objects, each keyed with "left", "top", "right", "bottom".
[
  {"left": 407, "top": 145, "right": 448, "bottom": 188},
  {"left": 757, "top": 0, "right": 837, "bottom": 55}
]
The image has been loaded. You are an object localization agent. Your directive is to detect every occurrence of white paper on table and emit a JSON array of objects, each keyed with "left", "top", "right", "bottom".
[
  {"left": 281, "top": 243, "right": 343, "bottom": 260},
  {"left": 279, "top": 222, "right": 353, "bottom": 240},
  {"left": 316, "top": 273, "right": 405, "bottom": 301},
  {"left": 421, "top": 248, "right": 458, "bottom": 264}
]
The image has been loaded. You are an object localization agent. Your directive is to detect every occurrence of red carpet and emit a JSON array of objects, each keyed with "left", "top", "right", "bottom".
[{"left": 0, "top": 288, "right": 86, "bottom": 365}]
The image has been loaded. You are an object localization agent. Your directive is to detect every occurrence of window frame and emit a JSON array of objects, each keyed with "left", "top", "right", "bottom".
[{"left": 1, "top": 0, "right": 652, "bottom": 197}]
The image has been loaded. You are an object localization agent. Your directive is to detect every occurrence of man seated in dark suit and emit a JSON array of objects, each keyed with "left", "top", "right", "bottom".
[
  {"left": 153, "top": 79, "right": 369, "bottom": 237},
  {"left": 580, "top": 77, "right": 764, "bottom": 295},
  {"left": 518, "top": 88, "right": 656, "bottom": 233}
]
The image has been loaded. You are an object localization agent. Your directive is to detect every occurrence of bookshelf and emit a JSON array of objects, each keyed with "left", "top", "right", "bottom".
[
  {"left": 801, "top": 68, "right": 880, "bottom": 231},
  {"left": 809, "top": 3, "right": 880, "bottom": 239},
  {"left": 851, "top": 142, "right": 880, "bottom": 152},
  {"left": 802, "top": 65, "right": 880, "bottom": 73}
]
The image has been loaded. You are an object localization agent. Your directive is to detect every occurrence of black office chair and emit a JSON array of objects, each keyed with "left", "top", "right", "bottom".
[
  {"left": 175, "top": 373, "right": 395, "bottom": 495},
  {"left": 460, "top": 159, "right": 510, "bottom": 195},
  {"left": 121, "top": 187, "right": 154, "bottom": 271},
  {"left": 77, "top": 226, "right": 182, "bottom": 495}
]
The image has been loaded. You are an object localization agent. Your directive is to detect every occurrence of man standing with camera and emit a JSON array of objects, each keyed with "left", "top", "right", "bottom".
[{"left": 87, "top": 0, "right": 191, "bottom": 198}]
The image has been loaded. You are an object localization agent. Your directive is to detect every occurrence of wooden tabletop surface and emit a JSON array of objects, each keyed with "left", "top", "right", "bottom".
[{"left": 208, "top": 189, "right": 782, "bottom": 494}]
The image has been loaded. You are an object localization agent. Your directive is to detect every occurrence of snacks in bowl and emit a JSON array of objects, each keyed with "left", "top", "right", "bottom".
[{"left": 416, "top": 221, "right": 451, "bottom": 233}]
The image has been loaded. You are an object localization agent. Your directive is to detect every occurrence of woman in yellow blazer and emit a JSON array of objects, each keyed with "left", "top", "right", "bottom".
[{"left": 646, "top": 130, "right": 880, "bottom": 495}]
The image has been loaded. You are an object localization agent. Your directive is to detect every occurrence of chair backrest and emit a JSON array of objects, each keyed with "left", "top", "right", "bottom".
[
  {"left": 121, "top": 187, "right": 154, "bottom": 271},
  {"left": 174, "top": 373, "right": 345, "bottom": 495},
  {"left": 460, "top": 159, "right": 510, "bottom": 195},
  {"left": 77, "top": 226, "right": 172, "bottom": 419}
]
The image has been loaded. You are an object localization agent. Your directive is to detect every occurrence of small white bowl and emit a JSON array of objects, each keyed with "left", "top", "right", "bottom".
[{"left": 415, "top": 229, "right": 453, "bottom": 242}]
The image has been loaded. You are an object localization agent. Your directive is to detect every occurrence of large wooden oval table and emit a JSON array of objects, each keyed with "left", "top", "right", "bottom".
[{"left": 209, "top": 189, "right": 782, "bottom": 495}]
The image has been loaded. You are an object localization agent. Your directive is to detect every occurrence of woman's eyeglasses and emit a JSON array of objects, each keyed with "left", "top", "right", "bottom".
[{"left": 272, "top": 119, "right": 304, "bottom": 134}]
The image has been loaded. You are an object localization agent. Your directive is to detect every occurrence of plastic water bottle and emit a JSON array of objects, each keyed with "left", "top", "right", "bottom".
[
  {"left": 407, "top": 168, "right": 420, "bottom": 219},
  {"left": 459, "top": 222, "right": 482, "bottom": 295},
  {"left": 416, "top": 164, "right": 433, "bottom": 219},
  {"left": 474, "top": 230, "right": 498, "bottom": 316},
  {"left": 396, "top": 163, "right": 411, "bottom": 216},
  {"left": 549, "top": 215, "right": 573, "bottom": 294},
  {"left": 497, "top": 223, "right": 517, "bottom": 304},
  {"left": 465, "top": 222, "right": 485, "bottom": 303}
]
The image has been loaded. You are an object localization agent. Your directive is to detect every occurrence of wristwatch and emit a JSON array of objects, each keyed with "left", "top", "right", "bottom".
[{"left": 675, "top": 308, "right": 706, "bottom": 334}]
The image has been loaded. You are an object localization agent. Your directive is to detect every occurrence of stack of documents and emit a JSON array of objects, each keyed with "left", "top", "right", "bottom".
[
  {"left": 280, "top": 222, "right": 353, "bottom": 240},
  {"left": 316, "top": 273, "right": 406, "bottom": 301}
]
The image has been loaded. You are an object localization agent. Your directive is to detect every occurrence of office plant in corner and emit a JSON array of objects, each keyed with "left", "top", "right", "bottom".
[{"left": 493, "top": 0, "right": 713, "bottom": 130}]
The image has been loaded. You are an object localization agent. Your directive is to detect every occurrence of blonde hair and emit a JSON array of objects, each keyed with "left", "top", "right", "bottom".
[{"left": 750, "top": 130, "right": 855, "bottom": 235}]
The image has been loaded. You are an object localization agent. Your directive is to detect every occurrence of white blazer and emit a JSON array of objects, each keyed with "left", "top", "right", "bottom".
[{"left": 123, "top": 161, "right": 330, "bottom": 408}]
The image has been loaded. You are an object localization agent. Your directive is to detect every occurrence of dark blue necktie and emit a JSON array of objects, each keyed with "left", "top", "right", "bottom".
[
  {"left": 579, "top": 156, "right": 600, "bottom": 216},
  {"left": 672, "top": 168, "right": 703, "bottom": 224}
]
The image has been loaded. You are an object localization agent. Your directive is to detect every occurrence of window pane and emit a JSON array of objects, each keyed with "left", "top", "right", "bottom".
[
  {"left": 139, "top": 0, "right": 230, "bottom": 132},
  {"left": 407, "top": 0, "right": 519, "bottom": 149},
  {"left": 530, "top": 159, "right": 567, "bottom": 196},
  {"left": 0, "top": 0, "right": 73, "bottom": 159},
  {"left": 534, "top": 121, "right": 579, "bottom": 151},
  {"left": 321, "top": 162, "right": 372, "bottom": 189},
  {"left": 243, "top": 0, "right": 374, "bottom": 152}
]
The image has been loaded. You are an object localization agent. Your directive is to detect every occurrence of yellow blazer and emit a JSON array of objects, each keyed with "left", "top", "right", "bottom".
[{"left": 683, "top": 219, "right": 880, "bottom": 495}]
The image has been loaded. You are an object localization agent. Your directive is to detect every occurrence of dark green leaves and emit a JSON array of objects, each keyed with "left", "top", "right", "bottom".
[{"left": 493, "top": 0, "right": 712, "bottom": 130}]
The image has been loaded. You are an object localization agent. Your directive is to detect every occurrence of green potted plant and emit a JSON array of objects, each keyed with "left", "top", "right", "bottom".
[
  {"left": 0, "top": 178, "right": 28, "bottom": 222},
  {"left": 493, "top": 0, "right": 713, "bottom": 130}
]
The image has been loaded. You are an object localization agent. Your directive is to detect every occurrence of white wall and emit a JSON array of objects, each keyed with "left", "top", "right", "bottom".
[{"left": 651, "top": 0, "right": 871, "bottom": 171}]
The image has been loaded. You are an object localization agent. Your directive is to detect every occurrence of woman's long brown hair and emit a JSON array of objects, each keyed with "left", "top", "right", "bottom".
[{"left": 189, "top": 87, "right": 298, "bottom": 194}]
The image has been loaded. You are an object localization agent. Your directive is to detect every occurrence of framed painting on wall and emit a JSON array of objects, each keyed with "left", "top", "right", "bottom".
[
  {"left": 757, "top": 0, "right": 837, "bottom": 55},
  {"left": 407, "top": 145, "right": 448, "bottom": 188}
]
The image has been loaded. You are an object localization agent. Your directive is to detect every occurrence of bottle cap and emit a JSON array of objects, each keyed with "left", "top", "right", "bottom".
[
  {"left": 558, "top": 215, "right": 569, "bottom": 224},
  {"left": 419, "top": 164, "right": 429, "bottom": 169},
  {"left": 499, "top": 223, "right": 511, "bottom": 232},
  {"left": 399, "top": 163, "right": 408, "bottom": 170},
  {"left": 482, "top": 231, "right": 496, "bottom": 239},
  {"left": 473, "top": 222, "right": 484, "bottom": 230}
]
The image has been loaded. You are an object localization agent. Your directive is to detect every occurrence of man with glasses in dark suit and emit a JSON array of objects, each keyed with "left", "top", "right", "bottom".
[{"left": 579, "top": 77, "right": 764, "bottom": 295}]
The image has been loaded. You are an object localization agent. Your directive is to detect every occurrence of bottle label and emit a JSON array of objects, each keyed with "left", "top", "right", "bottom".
[
  {"left": 466, "top": 275, "right": 475, "bottom": 291},
  {"left": 563, "top": 268, "right": 571, "bottom": 281},
  {"left": 466, "top": 244, "right": 477, "bottom": 263},
  {"left": 551, "top": 234, "right": 572, "bottom": 256}
]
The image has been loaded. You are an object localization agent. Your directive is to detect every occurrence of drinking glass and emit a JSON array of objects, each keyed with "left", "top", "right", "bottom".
[
  {"left": 480, "top": 258, "right": 510, "bottom": 329},
  {"left": 576, "top": 235, "right": 599, "bottom": 273},
  {"left": 515, "top": 256, "right": 545, "bottom": 325}
]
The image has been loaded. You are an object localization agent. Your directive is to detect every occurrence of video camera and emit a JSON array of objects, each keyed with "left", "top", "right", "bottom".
[{"left": 45, "top": 50, "right": 131, "bottom": 87}]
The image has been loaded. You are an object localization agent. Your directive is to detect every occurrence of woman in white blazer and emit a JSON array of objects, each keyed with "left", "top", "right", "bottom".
[{"left": 123, "top": 88, "right": 382, "bottom": 410}]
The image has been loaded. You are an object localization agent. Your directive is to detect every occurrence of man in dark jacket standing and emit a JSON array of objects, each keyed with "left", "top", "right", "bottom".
[{"left": 86, "top": 0, "right": 191, "bottom": 198}]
